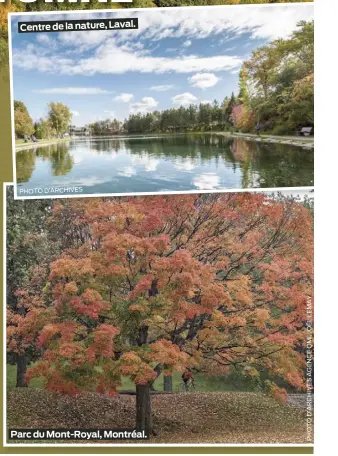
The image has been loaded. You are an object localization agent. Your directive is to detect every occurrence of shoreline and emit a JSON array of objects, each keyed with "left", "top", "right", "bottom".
[
  {"left": 15, "top": 131, "right": 314, "bottom": 152},
  {"left": 212, "top": 131, "right": 314, "bottom": 149},
  {"left": 15, "top": 138, "right": 71, "bottom": 152}
]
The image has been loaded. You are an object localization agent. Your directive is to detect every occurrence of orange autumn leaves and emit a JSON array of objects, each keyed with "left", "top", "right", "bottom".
[
  {"left": 13, "top": 193, "right": 313, "bottom": 400},
  {"left": 25, "top": 322, "right": 121, "bottom": 396}
]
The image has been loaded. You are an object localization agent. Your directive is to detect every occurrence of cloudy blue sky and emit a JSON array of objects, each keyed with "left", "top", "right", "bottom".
[{"left": 11, "top": 4, "right": 313, "bottom": 126}]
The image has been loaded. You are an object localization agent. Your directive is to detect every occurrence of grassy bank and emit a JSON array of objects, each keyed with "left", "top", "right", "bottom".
[
  {"left": 7, "top": 364, "right": 258, "bottom": 393},
  {"left": 15, "top": 138, "right": 70, "bottom": 149}
]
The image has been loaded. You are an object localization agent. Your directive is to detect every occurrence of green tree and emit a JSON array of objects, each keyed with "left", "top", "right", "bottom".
[
  {"left": 14, "top": 100, "right": 34, "bottom": 138},
  {"left": 48, "top": 102, "right": 72, "bottom": 137},
  {"left": 236, "top": 20, "right": 314, "bottom": 133},
  {"left": 238, "top": 66, "right": 250, "bottom": 104},
  {"left": 34, "top": 118, "right": 55, "bottom": 140},
  {"left": 224, "top": 92, "right": 237, "bottom": 125}
]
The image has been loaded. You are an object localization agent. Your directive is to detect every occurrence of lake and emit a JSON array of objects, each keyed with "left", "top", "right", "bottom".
[{"left": 15, "top": 134, "right": 314, "bottom": 197}]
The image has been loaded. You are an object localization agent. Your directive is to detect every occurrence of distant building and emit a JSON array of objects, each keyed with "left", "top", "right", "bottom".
[{"left": 69, "top": 125, "right": 91, "bottom": 136}]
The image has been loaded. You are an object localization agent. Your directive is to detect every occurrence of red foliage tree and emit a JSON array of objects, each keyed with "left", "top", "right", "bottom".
[{"left": 25, "top": 192, "right": 313, "bottom": 435}]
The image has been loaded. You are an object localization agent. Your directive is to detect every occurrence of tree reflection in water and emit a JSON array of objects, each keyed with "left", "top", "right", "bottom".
[{"left": 15, "top": 134, "right": 313, "bottom": 191}]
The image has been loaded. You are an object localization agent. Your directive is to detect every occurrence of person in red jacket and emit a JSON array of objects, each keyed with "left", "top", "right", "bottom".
[{"left": 182, "top": 370, "right": 194, "bottom": 391}]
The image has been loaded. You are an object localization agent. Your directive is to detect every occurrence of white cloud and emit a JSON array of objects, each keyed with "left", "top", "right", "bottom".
[
  {"left": 129, "top": 97, "right": 158, "bottom": 114},
  {"left": 71, "top": 110, "right": 79, "bottom": 117},
  {"left": 14, "top": 42, "right": 243, "bottom": 76},
  {"left": 200, "top": 100, "right": 212, "bottom": 105},
  {"left": 36, "top": 34, "right": 50, "bottom": 45},
  {"left": 78, "top": 50, "right": 242, "bottom": 75},
  {"left": 33, "top": 87, "right": 113, "bottom": 95},
  {"left": 103, "top": 110, "right": 116, "bottom": 118},
  {"left": 172, "top": 92, "right": 199, "bottom": 107},
  {"left": 57, "top": 30, "right": 112, "bottom": 50},
  {"left": 13, "top": 5, "right": 313, "bottom": 82},
  {"left": 150, "top": 85, "right": 174, "bottom": 92},
  {"left": 183, "top": 40, "right": 192, "bottom": 48},
  {"left": 114, "top": 93, "right": 134, "bottom": 103},
  {"left": 51, "top": 4, "right": 313, "bottom": 46},
  {"left": 120, "top": 41, "right": 145, "bottom": 53},
  {"left": 188, "top": 72, "right": 220, "bottom": 89}
]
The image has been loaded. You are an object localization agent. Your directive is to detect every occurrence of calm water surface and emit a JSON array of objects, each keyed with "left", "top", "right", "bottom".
[{"left": 16, "top": 134, "right": 314, "bottom": 196}]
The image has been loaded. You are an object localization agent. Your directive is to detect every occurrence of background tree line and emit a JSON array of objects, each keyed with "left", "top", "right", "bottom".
[{"left": 120, "top": 94, "right": 237, "bottom": 135}]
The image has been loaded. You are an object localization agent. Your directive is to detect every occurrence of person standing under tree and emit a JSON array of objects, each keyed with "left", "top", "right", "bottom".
[{"left": 182, "top": 370, "right": 194, "bottom": 391}]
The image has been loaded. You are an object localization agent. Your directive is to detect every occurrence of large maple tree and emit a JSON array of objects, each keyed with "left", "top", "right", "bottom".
[{"left": 18, "top": 192, "right": 313, "bottom": 435}]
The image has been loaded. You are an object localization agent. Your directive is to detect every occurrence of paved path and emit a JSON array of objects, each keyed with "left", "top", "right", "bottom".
[
  {"left": 287, "top": 394, "right": 313, "bottom": 409},
  {"left": 215, "top": 132, "right": 314, "bottom": 149}
]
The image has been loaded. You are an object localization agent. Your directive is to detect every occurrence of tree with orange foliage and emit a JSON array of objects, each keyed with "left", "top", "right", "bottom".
[
  {"left": 6, "top": 187, "right": 54, "bottom": 387},
  {"left": 24, "top": 192, "right": 313, "bottom": 435}
]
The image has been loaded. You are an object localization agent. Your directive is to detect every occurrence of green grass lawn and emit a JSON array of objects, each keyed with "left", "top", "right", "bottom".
[
  {"left": 7, "top": 364, "right": 44, "bottom": 389},
  {"left": 7, "top": 364, "right": 255, "bottom": 393},
  {"left": 15, "top": 138, "right": 70, "bottom": 146}
]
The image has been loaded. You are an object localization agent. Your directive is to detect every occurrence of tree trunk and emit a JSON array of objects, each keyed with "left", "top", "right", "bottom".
[
  {"left": 16, "top": 355, "right": 28, "bottom": 387},
  {"left": 149, "top": 363, "right": 162, "bottom": 391},
  {"left": 163, "top": 375, "right": 172, "bottom": 392},
  {"left": 136, "top": 384, "right": 152, "bottom": 436}
]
